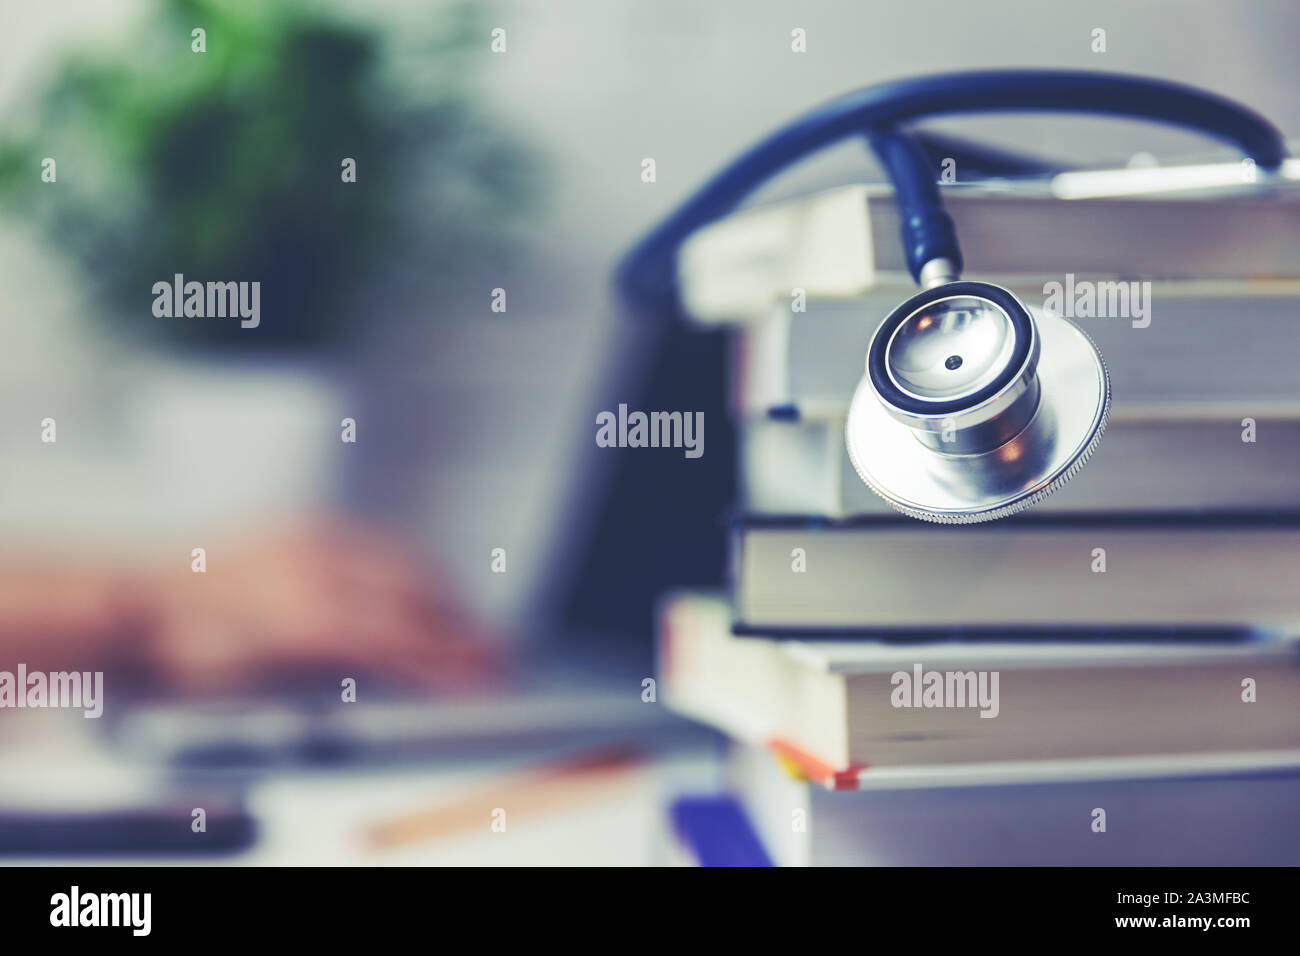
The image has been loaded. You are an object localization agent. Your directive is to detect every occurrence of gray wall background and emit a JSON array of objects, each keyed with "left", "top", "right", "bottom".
[{"left": 2, "top": 1, "right": 1296, "bottom": 631}]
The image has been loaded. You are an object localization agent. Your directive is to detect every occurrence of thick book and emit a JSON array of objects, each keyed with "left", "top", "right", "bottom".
[
  {"left": 730, "top": 291, "right": 1300, "bottom": 420},
  {"left": 679, "top": 180, "right": 1300, "bottom": 324},
  {"left": 739, "top": 413, "right": 1300, "bottom": 517},
  {"left": 727, "top": 740, "right": 1300, "bottom": 866},
  {"left": 732, "top": 515, "right": 1300, "bottom": 632},
  {"left": 659, "top": 592, "right": 1300, "bottom": 773}
]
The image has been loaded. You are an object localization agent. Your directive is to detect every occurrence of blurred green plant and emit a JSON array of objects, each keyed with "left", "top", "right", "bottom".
[{"left": 0, "top": 0, "right": 537, "bottom": 349}]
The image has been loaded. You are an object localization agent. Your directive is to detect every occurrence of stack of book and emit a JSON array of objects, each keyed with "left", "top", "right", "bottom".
[{"left": 657, "top": 175, "right": 1300, "bottom": 866}]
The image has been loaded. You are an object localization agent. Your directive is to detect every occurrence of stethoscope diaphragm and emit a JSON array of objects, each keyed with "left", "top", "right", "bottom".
[{"left": 845, "top": 280, "right": 1110, "bottom": 523}]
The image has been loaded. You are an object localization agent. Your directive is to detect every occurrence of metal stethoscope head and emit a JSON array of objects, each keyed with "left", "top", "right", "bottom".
[
  {"left": 846, "top": 271, "right": 1109, "bottom": 522},
  {"left": 618, "top": 70, "right": 1287, "bottom": 521}
]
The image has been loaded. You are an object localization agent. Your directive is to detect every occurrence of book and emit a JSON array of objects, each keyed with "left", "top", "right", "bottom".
[
  {"left": 659, "top": 592, "right": 1300, "bottom": 772},
  {"left": 739, "top": 413, "right": 1300, "bottom": 518},
  {"left": 727, "top": 740, "right": 1300, "bottom": 866},
  {"left": 730, "top": 291, "right": 1300, "bottom": 420},
  {"left": 679, "top": 180, "right": 1300, "bottom": 324},
  {"left": 731, "top": 515, "right": 1300, "bottom": 632}
]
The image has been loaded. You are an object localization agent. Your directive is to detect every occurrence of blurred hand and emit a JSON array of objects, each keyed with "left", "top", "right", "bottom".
[{"left": 140, "top": 517, "right": 500, "bottom": 694}]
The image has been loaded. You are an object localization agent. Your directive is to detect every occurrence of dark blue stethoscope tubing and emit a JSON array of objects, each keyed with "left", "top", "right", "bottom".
[
  {"left": 868, "top": 126, "right": 963, "bottom": 282},
  {"left": 617, "top": 69, "right": 1289, "bottom": 310}
]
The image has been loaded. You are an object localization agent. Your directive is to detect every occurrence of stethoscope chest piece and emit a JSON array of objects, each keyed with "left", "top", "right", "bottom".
[{"left": 846, "top": 280, "right": 1110, "bottom": 523}]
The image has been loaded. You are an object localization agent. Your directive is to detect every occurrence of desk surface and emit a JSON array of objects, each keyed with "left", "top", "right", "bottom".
[{"left": 0, "top": 705, "right": 721, "bottom": 866}]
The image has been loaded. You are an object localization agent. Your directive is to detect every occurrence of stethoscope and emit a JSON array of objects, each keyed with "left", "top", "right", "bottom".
[{"left": 618, "top": 70, "right": 1289, "bottom": 522}]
